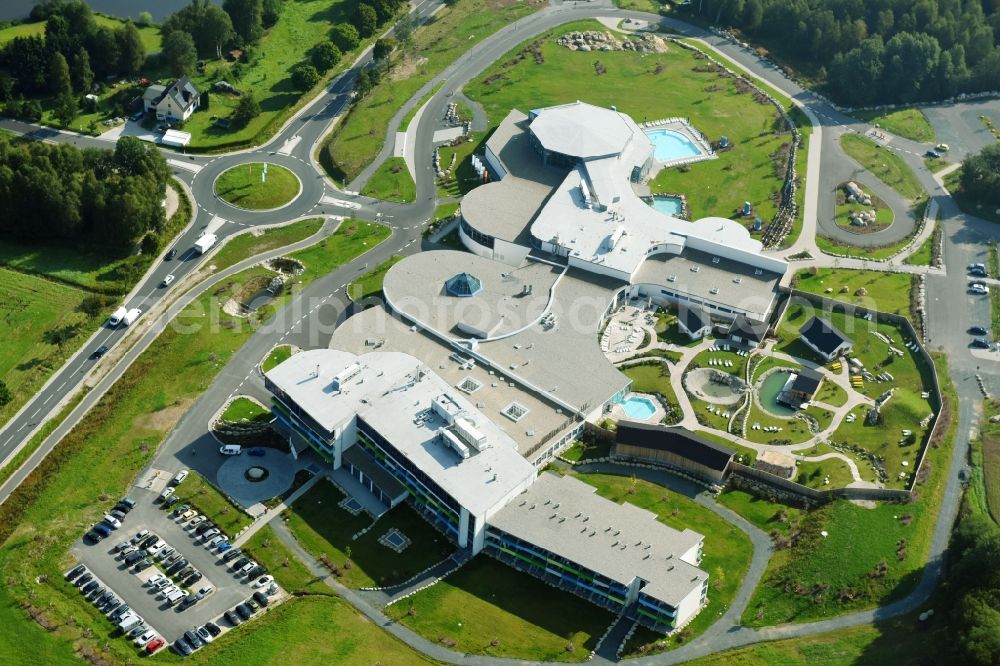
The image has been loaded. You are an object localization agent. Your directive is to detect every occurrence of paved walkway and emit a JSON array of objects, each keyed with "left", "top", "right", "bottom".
[{"left": 231, "top": 471, "right": 322, "bottom": 548}]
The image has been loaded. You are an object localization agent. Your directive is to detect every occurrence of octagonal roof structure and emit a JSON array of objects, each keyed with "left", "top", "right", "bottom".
[
  {"left": 529, "top": 101, "right": 641, "bottom": 159},
  {"left": 445, "top": 272, "right": 483, "bottom": 297}
]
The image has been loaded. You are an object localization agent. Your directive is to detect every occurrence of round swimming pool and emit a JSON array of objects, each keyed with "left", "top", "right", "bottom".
[
  {"left": 757, "top": 371, "right": 797, "bottom": 416},
  {"left": 621, "top": 396, "right": 657, "bottom": 420},
  {"left": 645, "top": 129, "right": 702, "bottom": 161}
]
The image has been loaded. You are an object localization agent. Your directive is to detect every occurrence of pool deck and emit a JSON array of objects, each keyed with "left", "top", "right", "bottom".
[{"left": 641, "top": 118, "right": 716, "bottom": 170}]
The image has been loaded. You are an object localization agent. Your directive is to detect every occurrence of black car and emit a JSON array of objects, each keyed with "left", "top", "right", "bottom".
[
  {"left": 183, "top": 571, "right": 203, "bottom": 587},
  {"left": 85, "top": 585, "right": 105, "bottom": 601},
  {"left": 194, "top": 522, "right": 214, "bottom": 536},
  {"left": 103, "top": 598, "right": 121, "bottom": 614},
  {"left": 970, "top": 325, "right": 989, "bottom": 336},
  {"left": 74, "top": 572, "right": 93, "bottom": 587},
  {"left": 253, "top": 590, "right": 269, "bottom": 607},
  {"left": 91, "top": 345, "right": 109, "bottom": 360},
  {"left": 109, "top": 509, "right": 127, "bottom": 522},
  {"left": 173, "top": 638, "right": 193, "bottom": 656},
  {"left": 110, "top": 605, "right": 130, "bottom": 621},
  {"left": 65, "top": 564, "right": 86, "bottom": 581},
  {"left": 81, "top": 580, "right": 99, "bottom": 595},
  {"left": 184, "top": 629, "right": 203, "bottom": 649},
  {"left": 224, "top": 610, "right": 241, "bottom": 626},
  {"left": 124, "top": 551, "right": 144, "bottom": 566},
  {"left": 171, "top": 503, "right": 191, "bottom": 517},
  {"left": 176, "top": 565, "right": 195, "bottom": 580},
  {"left": 118, "top": 496, "right": 136, "bottom": 510},
  {"left": 139, "top": 534, "right": 159, "bottom": 549},
  {"left": 235, "top": 603, "right": 253, "bottom": 620},
  {"left": 969, "top": 266, "right": 988, "bottom": 277},
  {"left": 972, "top": 337, "right": 992, "bottom": 349},
  {"left": 245, "top": 565, "right": 266, "bottom": 581},
  {"left": 134, "top": 558, "right": 154, "bottom": 572},
  {"left": 113, "top": 501, "right": 133, "bottom": 515},
  {"left": 204, "top": 622, "right": 221, "bottom": 637},
  {"left": 178, "top": 595, "right": 200, "bottom": 611},
  {"left": 84, "top": 530, "right": 104, "bottom": 544},
  {"left": 167, "top": 558, "right": 189, "bottom": 575},
  {"left": 165, "top": 248, "right": 178, "bottom": 261},
  {"left": 94, "top": 590, "right": 113, "bottom": 606},
  {"left": 231, "top": 556, "right": 250, "bottom": 570},
  {"left": 222, "top": 548, "right": 243, "bottom": 563},
  {"left": 164, "top": 495, "right": 182, "bottom": 509}
]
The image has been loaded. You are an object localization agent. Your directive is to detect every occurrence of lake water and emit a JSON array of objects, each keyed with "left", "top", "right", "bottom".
[{"left": 0, "top": 1, "right": 222, "bottom": 23}]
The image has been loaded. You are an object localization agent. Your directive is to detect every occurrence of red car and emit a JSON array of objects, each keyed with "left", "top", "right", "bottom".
[{"left": 145, "top": 637, "right": 165, "bottom": 654}]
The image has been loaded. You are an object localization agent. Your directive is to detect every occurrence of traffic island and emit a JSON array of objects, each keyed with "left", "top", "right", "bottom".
[{"left": 214, "top": 162, "right": 302, "bottom": 210}]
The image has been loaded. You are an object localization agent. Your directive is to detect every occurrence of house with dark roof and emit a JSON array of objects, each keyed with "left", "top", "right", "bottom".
[
  {"left": 613, "top": 421, "right": 735, "bottom": 484},
  {"left": 727, "top": 314, "right": 768, "bottom": 348},
  {"left": 143, "top": 76, "right": 200, "bottom": 122},
  {"left": 778, "top": 368, "right": 824, "bottom": 406},
  {"left": 799, "top": 316, "right": 853, "bottom": 361},
  {"left": 677, "top": 304, "right": 712, "bottom": 340}
]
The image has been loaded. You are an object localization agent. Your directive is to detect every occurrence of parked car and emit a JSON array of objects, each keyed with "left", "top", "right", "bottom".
[
  {"left": 134, "top": 629, "right": 157, "bottom": 647},
  {"left": 170, "top": 469, "right": 189, "bottom": 485},
  {"left": 936, "top": 143, "right": 950, "bottom": 152},
  {"left": 222, "top": 548, "right": 243, "bottom": 562},
  {"left": 253, "top": 575, "right": 274, "bottom": 588},
  {"left": 176, "top": 565, "right": 195, "bottom": 580},
  {"left": 970, "top": 284, "right": 990, "bottom": 294},
  {"left": 155, "top": 546, "right": 176, "bottom": 561},
  {"left": 969, "top": 325, "right": 989, "bottom": 336},
  {"left": 178, "top": 509, "right": 196, "bottom": 521},
  {"left": 231, "top": 556, "right": 250, "bottom": 570},
  {"left": 118, "top": 496, "right": 137, "bottom": 511},
  {"left": 188, "top": 515, "right": 206, "bottom": 528},
  {"left": 167, "top": 558, "right": 189, "bottom": 575},
  {"left": 127, "top": 623, "right": 149, "bottom": 639},
  {"left": 109, "top": 508, "right": 127, "bottom": 522},
  {"left": 253, "top": 590, "right": 269, "bottom": 607},
  {"left": 173, "top": 638, "right": 193, "bottom": 656},
  {"left": 240, "top": 561, "right": 258, "bottom": 576},
  {"left": 245, "top": 565, "right": 266, "bottom": 580},
  {"left": 146, "top": 637, "right": 165, "bottom": 654},
  {"left": 65, "top": 564, "right": 86, "bottom": 581},
  {"left": 246, "top": 447, "right": 266, "bottom": 457},
  {"left": 114, "top": 500, "right": 134, "bottom": 515},
  {"left": 224, "top": 609, "right": 242, "bottom": 626},
  {"left": 103, "top": 598, "right": 122, "bottom": 614},
  {"left": 171, "top": 503, "right": 191, "bottom": 517},
  {"left": 178, "top": 595, "right": 200, "bottom": 611},
  {"left": 84, "top": 530, "right": 104, "bottom": 544},
  {"left": 124, "top": 551, "right": 144, "bottom": 566},
  {"left": 184, "top": 629, "right": 204, "bottom": 649},
  {"left": 74, "top": 572, "right": 93, "bottom": 587},
  {"left": 207, "top": 535, "right": 227, "bottom": 548},
  {"left": 85, "top": 585, "right": 105, "bottom": 601},
  {"left": 139, "top": 534, "right": 159, "bottom": 549},
  {"left": 153, "top": 578, "right": 172, "bottom": 591},
  {"left": 235, "top": 603, "right": 253, "bottom": 620},
  {"left": 163, "top": 552, "right": 182, "bottom": 567},
  {"left": 110, "top": 604, "right": 131, "bottom": 621},
  {"left": 93, "top": 523, "right": 112, "bottom": 538},
  {"left": 101, "top": 514, "right": 121, "bottom": 529},
  {"left": 134, "top": 558, "right": 154, "bottom": 572},
  {"left": 972, "top": 338, "right": 992, "bottom": 349},
  {"left": 164, "top": 495, "right": 182, "bottom": 509},
  {"left": 219, "top": 444, "right": 242, "bottom": 455},
  {"left": 158, "top": 487, "right": 175, "bottom": 502},
  {"left": 196, "top": 625, "right": 214, "bottom": 643},
  {"left": 218, "top": 542, "right": 233, "bottom": 553},
  {"left": 924, "top": 149, "right": 940, "bottom": 158},
  {"left": 119, "top": 545, "right": 137, "bottom": 559},
  {"left": 130, "top": 529, "right": 150, "bottom": 544},
  {"left": 203, "top": 622, "right": 221, "bottom": 638},
  {"left": 195, "top": 585, "right": 215, "bottom": 599},
  {"left": 147, "top": 541, "right": 166, "bottom": 557},
  {"left": 201, "top": 528, "right": 220, "bottom": 541},
  {"left": 81, "top": 580, "right": 99, "bottom": 595},
  {"left": 183, "top": 571, "right": 203, "bottom": 587},
  {"left": 195, "top": 522, "right": 215, "bottom": 536},
  {"left": 145, "top": 573, "right": 165, "bottom": 588}
]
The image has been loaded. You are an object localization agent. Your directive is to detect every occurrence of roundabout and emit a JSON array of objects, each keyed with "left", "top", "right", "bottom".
[
  {"left": 216, "top": 449, "right": 297, "bottom": 506},
  {"left": 213, "top": 162, "right": 302, "bottom": 211}
]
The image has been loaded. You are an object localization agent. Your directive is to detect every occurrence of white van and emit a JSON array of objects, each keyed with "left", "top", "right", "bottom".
[
  {"left": 108, "top": 307, "right": 128, "bottom": 327},
  {"left": 219, "top": 445, "right": 242, "bottom": 456},
  {"left": 166, "top": 589, "right": 188, "bottom": 606},
  {"left": 118, "top": 613, "right": 143, "bottom": 632}
]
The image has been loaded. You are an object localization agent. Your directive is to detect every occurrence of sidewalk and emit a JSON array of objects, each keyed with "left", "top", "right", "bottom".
[{"left": 232, "top": 471, "right": 322, "bottom": 548}]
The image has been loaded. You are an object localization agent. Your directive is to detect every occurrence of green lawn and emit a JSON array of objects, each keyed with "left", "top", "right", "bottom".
[
  {"left": 902, "top": 231, "right": 935, "bottom": 266},
  {"left": 839, "top": 134, "right": 925, "bottom": 201},
  {"left": 437, "top": 132, "right": 487, "bottom": 198},
  {"left": 360, "top": 157, "right": 415, "bottom": 203},
  {"left": 215, "top": 163, "right": 300, "bottom": 210},
  {"left": 284, "top": 480, "right": 453, "bottom": 588},
  {"left": 322, "top": 0, "right": 538, "bottom": 182},
  {"left": 791, "top": 268, "right": 914, "bottom": 319},
  {"left": 743, "top": 401, "right": 821, "bottom": 447},
  {"left": 717, "top": 490, "right": 803, "bottom": 537},
  {"left": 261, "top": 344, "right": 293, "bottom": 373},
  {"left": 287, "top": 221, "right": 392, "bottom": 281},
  {"left": 465, "top": 21, "right": 793, "bottom": 234},
  {"left": 792, "top": 457, "right": 855, "bottom": 489},
  {"left": 385, "top": 555, "right": 612, "bottom": 661},
  {"left": 815, "top": 377, "right": 848, "bottom": 407},
  {"left": 853, "top": 108, "right": 935, "bottom": 143},
  {"left": 833, "top": 193, "right": 894, "bottom": 233},
  {"left": 211, "top": 218, "right": 324, "bottom": 270},
  {"left": 347, "top": 255, "right": 403, "bottom": 300},
  {"left": 981, "top": 400, "right": 1000, "bottom": 523},
  {"left": 561, "top": 438, "right": 612, "bottom": 462},
  {"left": 173, "top": 471, "right": 253, "bottom": 535},
  {"left": 577, "top": 471, "right": 752, "bottom": 656},
  {"left": 0, "top": 268, "right": 105, "bottom": 428},
  {"left": 220, "top": 397, "right": 270, "bottom": 423},
  {"left": 240, "top": 525, "right": 332, "bottom": 596},
  {"left": 0, "top": 15, "right": 161, "bottom": 52},
  {"left": 0, "top": 222, "right": 389, "bottom": 664}
]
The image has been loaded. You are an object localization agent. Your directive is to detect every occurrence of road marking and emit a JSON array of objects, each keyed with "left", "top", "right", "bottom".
[
  {"left": 2, "top": 436, "right": 12, "bottom": 447},
  {"left": 167, "top": 158, "right": 203, "bottom": 174},
  {"left": 57, "top": 382, "right": 66, "bottom": 391},
  {"left": 42, "top": 395, "right": 51, "bottom": 405},
  {"left": 278, "top": 135, "right": 302, "bottom": 155},
  {"left": 31, "top": 408, "right": 40, "bottom": 418},
  {"left": 319, "top": 195, "right": 362, "bottom": 210}
]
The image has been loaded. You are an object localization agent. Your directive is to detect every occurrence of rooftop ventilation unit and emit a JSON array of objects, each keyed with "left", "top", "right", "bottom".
[
  {"left": 457, "top": 376, "right": 482, "bottom": 394},
  {"left": 710, "top": 288, "right": 720, "bottom": 295},
  {"left": 667, "top": 274, "right": 676, "bottom": 282},
  {"left": 733, "top": 277, "right": 742, "bottom": 284},
  {"left": 438, "top": 428, "right": 470, "bottom": 460},
  {"left": 454, "top": 416, "right": 489, "bottom": 451},
  {"left": 691, "top": 266, "right": 700, "bottom": 272},
  {"left": 712, "top": 257, "right": 720, "bottom": 264},
  {"left": 754, "top": 268, "right": 763, "bottom": 275},
  {"left": 331, "top": 362, "right": 362, "bottom": 391},
  {"left": 502, "top": 401, "right": 530, "bottom": 422}
]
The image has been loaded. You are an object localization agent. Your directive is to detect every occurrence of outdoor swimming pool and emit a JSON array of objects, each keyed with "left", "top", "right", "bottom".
[
  {"left": 647, "top": 195, "right": 684, "bottom": 216},
  {"left": 758, "top": 371, "right": 797, "bottom": 416},
  {"left": 621, "top": 396, "right": 657, "bottom": 420},
  {"left": 645, "top": 129, "right": 702, "bottom": 162}
]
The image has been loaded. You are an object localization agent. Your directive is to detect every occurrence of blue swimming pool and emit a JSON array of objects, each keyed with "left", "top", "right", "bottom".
[
  {"left": 621, "top": 396, "right": 657, "bottom": 420},
  {"left": 648, "top": 195, "right": 684, "bottom": 216},
  {"left": 645, "top": 129, "right": 702, "bottom": 162}
]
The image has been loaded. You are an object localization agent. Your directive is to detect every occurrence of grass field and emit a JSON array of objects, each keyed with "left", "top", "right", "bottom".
[
  {"left": 621, "top": 363, "right": 680, "bottom": 415},
  {"left": 839, "top": 134, "right": 925, "bottom": 202},
  {"left": 833, "top": 192, "right": 894, "bottom": 232},
  {"left": 902, "top": 231, "right": 934, "bottom": 266},
  {"left": 790, "top": 268, "right": 914, "bottom": 319},
  {"left": 212, "top": 218, "right": 324, "bottom": 270},
  {"left": 560, "top": 438, "right": 612, "bottom": 462},
  {"left": 979, "top": 400, "right": 1000, "bottom": 522},
  {"left": 580, "top": 471, "right": 752, "bottom": 655},
  {"left": 360, "top": 157, "right": 415, "bottom": 203},
  {"left": 172, "top": 470, "right": 253, "bottom": 535},
  {"left": 853, "top": 108, "right": 936, "bottom": 143},
  {"left": 436, "top": 132, "right": 486, "bottom": 198},
  {"left": 261, "top": 344, "right": 292, "bottom": 373},
  {"left": 0, "top": 223, "right": 389, "bottom": 663},
  {"left": 385, "top": 555, "right": 611, "bottom": 661},
  {"left": 347, "top": 255, "right": 403, "bottom": 300},
  {"left": 284, "top": 479, "right": 453, "bottom": 588},
  {"left": 322, "top": 0, "right": 537, "bottom": 182},
  {"left": 286, "top": 221, "right": 392, "bottom": 282},
  {"left": 0, "top": 268, "right": 104, "bottom": 428},
  {"left": 220, "top": 396, "right": 270, "bottom": 423},
  {"left": 0, "top": 15, "right": 161, "bottom": 53},
  {"left": 465, "top": 21, "right": 793, "bottom": 234},
  {"left": 215, "top": 163, "right": 300, "bottom": 210}
]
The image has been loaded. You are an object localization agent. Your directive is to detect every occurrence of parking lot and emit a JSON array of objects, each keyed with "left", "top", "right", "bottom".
[{"left": 69, "top": 475, "right": 286, "bottom": 655}]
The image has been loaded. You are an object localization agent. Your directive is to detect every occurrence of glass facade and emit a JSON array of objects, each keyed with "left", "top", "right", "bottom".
[{"left": 460, "top": 217, "right": 495, "bottom": 249}]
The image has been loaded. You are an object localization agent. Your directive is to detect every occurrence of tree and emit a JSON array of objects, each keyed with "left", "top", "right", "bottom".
[
  {"left": 163, "top": 1, "right": 235, "bottom": 58},
  {"left": 224, "top": 0, "right": 265, "bottom": 44},
  {"left": 45, "top": 14, "right": 76, "bottom": 57},
  {"left": 49, "top": 51, "right": 72, "bottom": 97},
  {"left": 330, "top": 23, "right": 360, "bottom": 52},
  {"left": 70, "top": 46, "right": 93, "bottom": 94},
  {"left": 0, "top": 379, "right": 10, "bottom": 409},
  {"left": 138, "top": 11, "right": 153, "bottom": 27},
  {"left": 291, "top": 62, "right": 321, "bottom": 90},
  {"left": 353, "top": 4, "right": 378, "bottom": 39},
  {"left": 117, "top": 20, "right": 146, "bottom": 75},
  {"left": 232, "top": 90, "right": 260, "bottom": 126},
  {"left": 85, "top": 26, "right": 120, "bottom": 80},
  {"left": 311, "top": 41, "right": 341, "bottom": 72},
  {"left": 960, "top": 143, "right": 1000, "bottom": 207},
  {"left": 4, "top": 35, "right": 49, "bottom": 94},
  {"left": 373, "top": 37, "right": 396, "bottom": 62},
  {"left": 394, "top": 14, "right": 417, "bottom": 43},
  {"left": 262, "top": 0, "right": 283, "bottom": 28},
  {"left": 163, "top": 30, "right": 198, "bottom": 77},
  {"left": 53, "top": 93, "right": 78, "bottom": 126}
]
